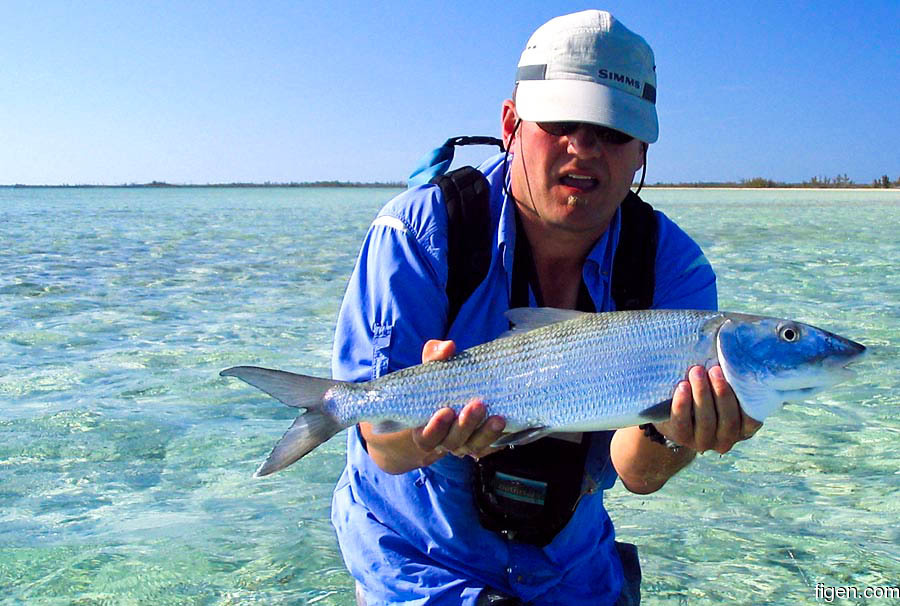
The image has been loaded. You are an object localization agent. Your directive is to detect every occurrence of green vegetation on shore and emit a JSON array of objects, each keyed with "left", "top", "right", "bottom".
[{"left": 650, "top": 174, "right": 900, "bottom": 189}]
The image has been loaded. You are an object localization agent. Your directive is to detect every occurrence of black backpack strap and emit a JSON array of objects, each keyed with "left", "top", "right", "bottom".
[
  {"left": 430, "top": 166, "right": 493, "bottom": 326},
  {"left": 611, "top": 191, "right": 658, "bottom": 311}
]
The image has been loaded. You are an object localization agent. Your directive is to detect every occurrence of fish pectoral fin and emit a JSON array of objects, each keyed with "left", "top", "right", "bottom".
[
  {"left": 491, "top": 426, "right": 549, "bottom": 448},
  {"left": 637, "top": 399, "right": 672, "bottom": 422},
  {"left": 371, "top": 420, "right": 406, "bottom": 434}
]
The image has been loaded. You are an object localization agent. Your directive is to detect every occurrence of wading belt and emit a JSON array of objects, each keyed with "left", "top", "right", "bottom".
[{"left": 472, "top": 209, "right": 595, "bottom": 546}]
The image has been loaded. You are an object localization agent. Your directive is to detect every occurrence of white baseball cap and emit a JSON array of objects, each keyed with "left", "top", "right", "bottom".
[{"left": 514, "top": 10, "right": 659, "bottom": 143}]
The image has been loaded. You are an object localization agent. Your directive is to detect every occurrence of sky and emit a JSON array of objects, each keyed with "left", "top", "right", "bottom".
[{"left": 1, "top": 0, "right": 898, "bottom": 185}]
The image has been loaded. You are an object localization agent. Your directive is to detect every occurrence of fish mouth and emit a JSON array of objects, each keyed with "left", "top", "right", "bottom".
[
  {"left": 768, "top": 351, "right": 864, "bottom": 394},
  {"left": 826, "top": 356, "right": 864, "bottom": 374},
  {"left": 823, "top": 335, "right": 867, "bottom": 369}
]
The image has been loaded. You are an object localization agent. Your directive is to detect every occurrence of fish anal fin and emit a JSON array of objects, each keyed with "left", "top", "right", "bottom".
[
  {"left": 491, "top": 426, "right": 549, "bottom": 448},
  {"left": 637, "top": 399, "right": 672, "bottom": 422}
]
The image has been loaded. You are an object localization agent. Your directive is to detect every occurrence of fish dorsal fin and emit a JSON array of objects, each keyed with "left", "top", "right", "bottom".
[{"left": 503, "top": 307, "right": 590, "bottom": 335}]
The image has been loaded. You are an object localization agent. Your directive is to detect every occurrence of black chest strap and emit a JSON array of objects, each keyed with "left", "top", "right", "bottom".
[
  {"left": 612, "top": 191, "right": 658, "bottom": 311},
  {"left": 429, "top": 166, "right": 493, "bottom": 324}
]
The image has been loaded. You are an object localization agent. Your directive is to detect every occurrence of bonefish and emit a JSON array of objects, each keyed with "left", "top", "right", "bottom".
[{"left": 221, "top": 308, "right": 866, "bottom": 476}]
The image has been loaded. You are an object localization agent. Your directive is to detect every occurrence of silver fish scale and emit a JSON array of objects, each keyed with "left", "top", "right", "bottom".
[{"left": 328, "top": 310, "right": 724, "bottom": 431}]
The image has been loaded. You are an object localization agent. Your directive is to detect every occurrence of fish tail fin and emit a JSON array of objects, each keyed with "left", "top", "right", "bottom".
[
  {"left": 220, "top": 365, "right": 340, "bottom": 409},
  {"left": 219, "top": 365, "right": 345, "bottom": 476}
]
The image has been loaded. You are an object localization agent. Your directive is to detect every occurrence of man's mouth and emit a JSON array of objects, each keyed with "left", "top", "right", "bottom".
[{"left": 559, "top": 174, "right": 599, "bottom": 191}]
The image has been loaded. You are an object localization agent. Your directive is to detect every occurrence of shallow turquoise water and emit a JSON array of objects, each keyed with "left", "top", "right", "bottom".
[{"left": 1, "top": 186, "right": 897, "bottom": 604}]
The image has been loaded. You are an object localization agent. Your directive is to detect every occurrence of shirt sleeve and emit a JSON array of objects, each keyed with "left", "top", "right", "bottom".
[
  {"left": 331, "top": 194, "right": 450, "bottom": 384},
  {"left": 651, "top": 211, "right": 718, "bottom": 311}
]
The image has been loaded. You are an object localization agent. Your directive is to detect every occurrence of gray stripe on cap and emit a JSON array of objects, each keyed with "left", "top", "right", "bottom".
[
  {"left": 642, "top": 83, "right": 657, "bottom": 104},
  {"left": 516, "top": 64, "right": 547, "bottom": 81}
]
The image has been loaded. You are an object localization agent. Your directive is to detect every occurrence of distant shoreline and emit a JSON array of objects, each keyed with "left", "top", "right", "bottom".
[
  {"left": 3, "top": 181, "right": 406, "bottom": 189},
  {"left": 643, "top": 186, "right": 894, "bottom": 192}
]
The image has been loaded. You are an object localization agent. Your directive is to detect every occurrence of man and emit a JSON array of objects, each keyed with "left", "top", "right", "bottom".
[{"left": 331, "top": 10, "right": 761, "bottom": 605}]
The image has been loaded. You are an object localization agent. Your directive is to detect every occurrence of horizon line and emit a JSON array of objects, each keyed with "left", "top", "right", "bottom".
[{"left": 3, "top": 179, "right": 897, "bottom": 190}]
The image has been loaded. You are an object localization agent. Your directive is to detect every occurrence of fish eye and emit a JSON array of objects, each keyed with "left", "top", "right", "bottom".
[{"left": 778, "top": 323, "right": 800, "bottom": 343}]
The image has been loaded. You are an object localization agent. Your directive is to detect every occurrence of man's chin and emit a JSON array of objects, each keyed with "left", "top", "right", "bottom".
[{"left": 542, "top": 207, "right": 616, "bottom": 236}]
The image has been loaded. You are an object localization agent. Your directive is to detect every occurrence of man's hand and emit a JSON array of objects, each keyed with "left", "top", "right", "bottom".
[
  {"left": 655, "top": 365, "right": 762, "bottom": 454},
  {"left": 359, "top": 339, "right": 505, "bottom": 474},
  {"left": 611, "top": 364, "right": 763, "bottom": 494},
  {"left": 411, "top": 340, "right": 506, "bottom": 460}
]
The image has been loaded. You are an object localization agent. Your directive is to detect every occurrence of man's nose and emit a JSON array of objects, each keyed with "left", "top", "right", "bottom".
[{"left": 565, "top": 126, "right": 602, "bottom": 155}]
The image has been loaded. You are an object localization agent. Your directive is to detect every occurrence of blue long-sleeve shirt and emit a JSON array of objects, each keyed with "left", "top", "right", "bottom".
[{"left": 330, "top": 154, "right": 717, "bottom": 605}]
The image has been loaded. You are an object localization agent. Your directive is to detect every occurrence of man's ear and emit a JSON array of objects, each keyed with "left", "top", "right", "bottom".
[
  {"left": 636, "top": 142, "right": 649, "bottom": 171},
  {"left": 500, "top": 100, "right": 519, "bottom": 149}
]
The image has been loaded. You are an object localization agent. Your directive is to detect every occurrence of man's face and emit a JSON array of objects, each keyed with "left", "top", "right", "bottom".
[{"left": 502, "top": 101, "right": 646, "bottom": 238}]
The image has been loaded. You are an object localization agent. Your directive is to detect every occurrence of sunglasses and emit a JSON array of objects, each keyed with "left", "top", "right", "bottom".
[{"left": 536, "top": 122, "right": 634, "bottom": 146}]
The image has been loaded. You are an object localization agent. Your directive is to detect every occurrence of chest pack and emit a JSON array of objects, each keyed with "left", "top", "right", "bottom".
[{"left": 419, "top": 137, "right": 659, "bottom": 546}]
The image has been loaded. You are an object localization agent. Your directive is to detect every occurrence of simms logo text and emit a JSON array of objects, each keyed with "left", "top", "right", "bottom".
[{"left": 598, "top": 69, "right": 641, "bottom": 90}]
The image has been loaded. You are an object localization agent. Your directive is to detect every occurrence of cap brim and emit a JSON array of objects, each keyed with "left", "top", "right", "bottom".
[{"left": 515, "top": 79, "right": 658, "bottom": 143}]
